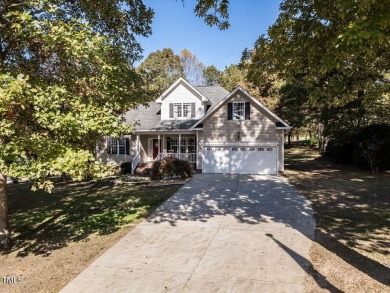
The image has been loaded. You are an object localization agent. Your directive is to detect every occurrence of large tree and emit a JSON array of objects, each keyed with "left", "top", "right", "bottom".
[
  {"left": 138, "top": 48, "right": 184, "bottom": 94},
  {"left": 246, "top": 0, "right": 390, "bottom": 145},
  {"left": 0, "top": 0, "right": 155, "bottom": 248},
  {"left": 0, "top": 0, "right": 233, "bottom": 249},
  {"left": 203, "top": 65, "right": 221, "bottom": 85},
  {"left": 219, "top": 64, "right": 280, "bottom": 110},
  {"left": 180, "top": 49, "right": 206, "bottom": 86}
]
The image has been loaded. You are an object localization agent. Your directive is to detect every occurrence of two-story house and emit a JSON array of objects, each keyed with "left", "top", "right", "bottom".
[{"left": 97, "top": 78, "right": 291, "bottom": 175}]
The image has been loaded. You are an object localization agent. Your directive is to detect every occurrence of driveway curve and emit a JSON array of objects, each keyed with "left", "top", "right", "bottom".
[{"left": 61, "top": 174, "right": 315, "bottom": 293}]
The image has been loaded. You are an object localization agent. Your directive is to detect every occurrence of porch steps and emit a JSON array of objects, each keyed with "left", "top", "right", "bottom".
[{"left": 134, "top": 162, "right": 154, "bottom": 177}]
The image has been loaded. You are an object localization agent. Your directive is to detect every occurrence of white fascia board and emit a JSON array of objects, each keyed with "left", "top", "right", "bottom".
[
  {"left": 134, "top": 129, "right": 196, "bottom": 134},
  {"left": 201, "top": 142, "right": 279, "bottom": 147},
  {"left": 155, "top": 77, "right": 210, "bottom": 103}
]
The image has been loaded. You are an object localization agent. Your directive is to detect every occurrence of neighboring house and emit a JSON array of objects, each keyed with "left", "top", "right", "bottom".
[{"left": 97, "top": 78, "right": 291, "bottom": 175}]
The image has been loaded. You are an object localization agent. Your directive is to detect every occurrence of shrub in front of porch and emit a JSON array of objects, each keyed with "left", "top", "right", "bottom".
[
  {"left": 120, "top": 162, "right": 133, "bottom": 175},
  {"left": 150, "top": 157, "right": 193, "bottom": 180}
]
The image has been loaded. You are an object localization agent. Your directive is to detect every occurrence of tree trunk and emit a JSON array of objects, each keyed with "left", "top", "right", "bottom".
[
  {"left": 0, "top": 173, "right": 11, "bottom": 249},
  {"left": 287, "top": 130, "right": 292, "bottom": 145}
]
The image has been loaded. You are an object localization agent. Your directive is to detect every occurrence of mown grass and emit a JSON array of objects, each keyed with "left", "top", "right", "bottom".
[
  {"left": 4, "top": 180, "right": 181, "bottom": 256},
  {"left": 1, "top": 179, "right": 182, "bottom": 292}
]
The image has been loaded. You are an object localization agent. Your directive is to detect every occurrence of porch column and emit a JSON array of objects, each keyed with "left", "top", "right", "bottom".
[
  {"left": 136, "top": 135, "right": 140, "bottom": 154},
  {"left": 178, "top": 133, "right": 181, "bottom": 160},
  {"left": 158, "top": 134, "right": 160, "bottom": 159},
  {"left": 196, "top": 130, "right": 199, "bottom": 169}
]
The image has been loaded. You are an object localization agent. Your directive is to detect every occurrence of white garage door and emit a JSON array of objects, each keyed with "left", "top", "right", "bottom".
[{"left": 203, "top": 145, "right": 278, "bottom": 175}]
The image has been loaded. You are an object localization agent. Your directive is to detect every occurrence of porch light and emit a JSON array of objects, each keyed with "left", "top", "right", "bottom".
[{"left": 237, "top": 131, "right": 241, "bottom": 141}]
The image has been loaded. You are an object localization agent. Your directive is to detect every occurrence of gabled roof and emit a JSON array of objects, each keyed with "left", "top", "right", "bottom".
[
  {"left": 124, "top": 79, "right": 229, "bottom": 131},
  {"left": 155, "top": 77, "right": 210, "bottom": 103},
  {"left": 195, "top": 85, "right": 229, "bottom": 108},
  {"left": 191, "top": 86, "right": 291, "bottom": 129}
]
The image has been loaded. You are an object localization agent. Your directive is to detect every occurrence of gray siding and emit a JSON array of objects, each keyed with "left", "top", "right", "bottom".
[{"left": 96, "top": 135, "right": 134, "bottom": 165}]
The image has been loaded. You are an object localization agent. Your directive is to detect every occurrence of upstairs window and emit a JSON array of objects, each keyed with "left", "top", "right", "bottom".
[
  {"left": 173, "top": 103, "right": 182, "bottom": 117},
  {"left": 233, "top": 102, "right": 245, "bottom": 120},
  {"left": 228, "top": 102, "right": 250, "bottom": 120},
  {"left": 169, "top": 102, "right": 195, "bottom": 118},
  {"left": 183, "top": 103, "right": 191, "bottom": 117}
]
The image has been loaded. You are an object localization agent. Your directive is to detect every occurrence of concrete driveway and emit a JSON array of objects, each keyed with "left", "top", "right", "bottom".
[{"left": 61, "top": 174, "right": 315, "bottom": 293}]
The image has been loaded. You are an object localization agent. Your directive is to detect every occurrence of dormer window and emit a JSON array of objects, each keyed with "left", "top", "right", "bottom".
[
  {"left": 174, "top": 103, "right": 183, "bottom": 117},
  {"left": 170, "top": 102, "right": 195, "bottom": 118},
  {"left": 183, "top": 103, "right": 191, "bottom": 117}
]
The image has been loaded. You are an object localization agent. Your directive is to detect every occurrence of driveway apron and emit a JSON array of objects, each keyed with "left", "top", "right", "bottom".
[{"left": 60, "top": 174, "right": 315, "bottom": 293}]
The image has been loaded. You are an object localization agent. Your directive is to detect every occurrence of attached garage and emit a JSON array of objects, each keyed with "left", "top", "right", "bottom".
[{"left": 202, "top": 144, "right": 278, "bottom": 175}]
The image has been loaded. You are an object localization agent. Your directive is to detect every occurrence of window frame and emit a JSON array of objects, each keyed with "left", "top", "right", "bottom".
[
  {"left": 182, "top": 103, "right": 191, "bottom": 118},
  {"left": 109, "top": 137, "right": 127, "bottom": 155},
  {"left": 173, "top": 103, "right": 182, "bottom": 118},
  {"left": 173, "top": 103, "right": 192, "bottom": 118},
  {"left": 233, "top": 102, "right": 245, "bottom": 120},
  {"left": 169, "top": 136, "right": 178, "bottom": 153}
]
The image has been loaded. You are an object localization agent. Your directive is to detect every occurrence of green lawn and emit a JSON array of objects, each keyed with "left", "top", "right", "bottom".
[
  {"left": 1, "top": 179, "right": 181, "bottom": 292},
  {"left": 5, "top": 180, "right": 181, "bottom": 256}
]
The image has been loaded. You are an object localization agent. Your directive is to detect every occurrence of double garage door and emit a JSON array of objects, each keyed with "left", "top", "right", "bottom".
[{"left": 203, "top": 145, "right": 278, "bottom": 175}]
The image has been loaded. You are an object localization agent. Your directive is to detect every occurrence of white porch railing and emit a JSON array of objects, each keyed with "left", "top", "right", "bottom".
[
  {"left": 158, "top": 153, "right": 197, "bottom": 163},
  {"left": 131, "top": 153, "right": 140, "bottom": 174}
]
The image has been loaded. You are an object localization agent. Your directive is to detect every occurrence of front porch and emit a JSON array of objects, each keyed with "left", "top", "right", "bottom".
[
  {"left": 132, "top": 132, "right": 199, "bottom": 173},
  {"left": 157, "top": 152, "right": 197, "bottom": 164}
]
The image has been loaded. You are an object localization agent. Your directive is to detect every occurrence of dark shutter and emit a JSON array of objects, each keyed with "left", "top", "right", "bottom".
[
  {"left": 227, "top": 103, "right": 233, "bottom": 120},
  {"left": 167, "top": 137, "right": 171, "bottom": 151},
  {"left": 169, "top": 103, "right": 174, "bottom": 118},
  {"left": 245, "top": 102, "right": 250, "bottom": 120},
  {"left": 125, "top": 137, "right": 130, "bottom": 155},
  {"left": 191, "top": 102, "right": 195, "bottom": 117}
]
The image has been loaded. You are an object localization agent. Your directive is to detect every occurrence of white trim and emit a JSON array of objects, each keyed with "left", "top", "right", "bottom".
[
  {"left": 178, "top": 133, "right": 181, "bottom": 158},
  {"left": 202, "top": 142, "right": 279, "bottom": 147},
  {"left": 191, "top": 86, "right": 291, "bottom": 129},
  {"left": 196, "top": 130, "right": 199, "bottom": 170},
  {"left": 136, "top": 135, "right": 140, "bottom": 154},
  {"left": 156, "top": 77, "right": 210, "bottom": 104},
  {"left": 148, "top": 138, "right": 159, "bottom": 161},
  {"left": 276, "top": 145, "right": 279, "bottom": 175},
  {"left": 158, "top": 134, "right": 160, "bottom": 158},
  {"left": 134, "top": 129, "right": 196, "bottom": 134}
]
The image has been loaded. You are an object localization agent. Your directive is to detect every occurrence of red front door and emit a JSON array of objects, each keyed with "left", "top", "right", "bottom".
[{"left": 152, "top": 139, "right": 159, "bottom": 160}]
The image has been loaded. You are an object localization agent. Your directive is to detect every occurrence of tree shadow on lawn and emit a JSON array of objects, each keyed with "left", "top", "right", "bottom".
[
  {"left": 284, "top": 148, "right": 390, "bottom": 287},
  {"left": 3, "top": 180, "right": 180, "bottom": 257}
]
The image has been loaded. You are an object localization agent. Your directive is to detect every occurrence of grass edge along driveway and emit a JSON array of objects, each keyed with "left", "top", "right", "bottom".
[
  {"left": 0, "top": 180, "right": 181, "bottom": 293},
  {"left": 283, "top": 147, "right": 390, "bottom": 293}
]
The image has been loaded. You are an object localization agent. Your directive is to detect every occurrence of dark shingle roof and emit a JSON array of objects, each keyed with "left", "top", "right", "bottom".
[
  {"left": 124, "top": 102, "right": 161, "bottom": 130},
  {"left": 195, "top": 85, "right": 229, "bottom": 110},
  {"left": 124, "top": 85, "right": 229, "bottom": 131},
  {"left": 156, "top": 120, "right": 199, "bottom": 130}
]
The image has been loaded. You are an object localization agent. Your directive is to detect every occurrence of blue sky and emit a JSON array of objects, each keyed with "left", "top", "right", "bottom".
[{"left": 137, "top": 0, "right": 282, "bottom": 70}]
